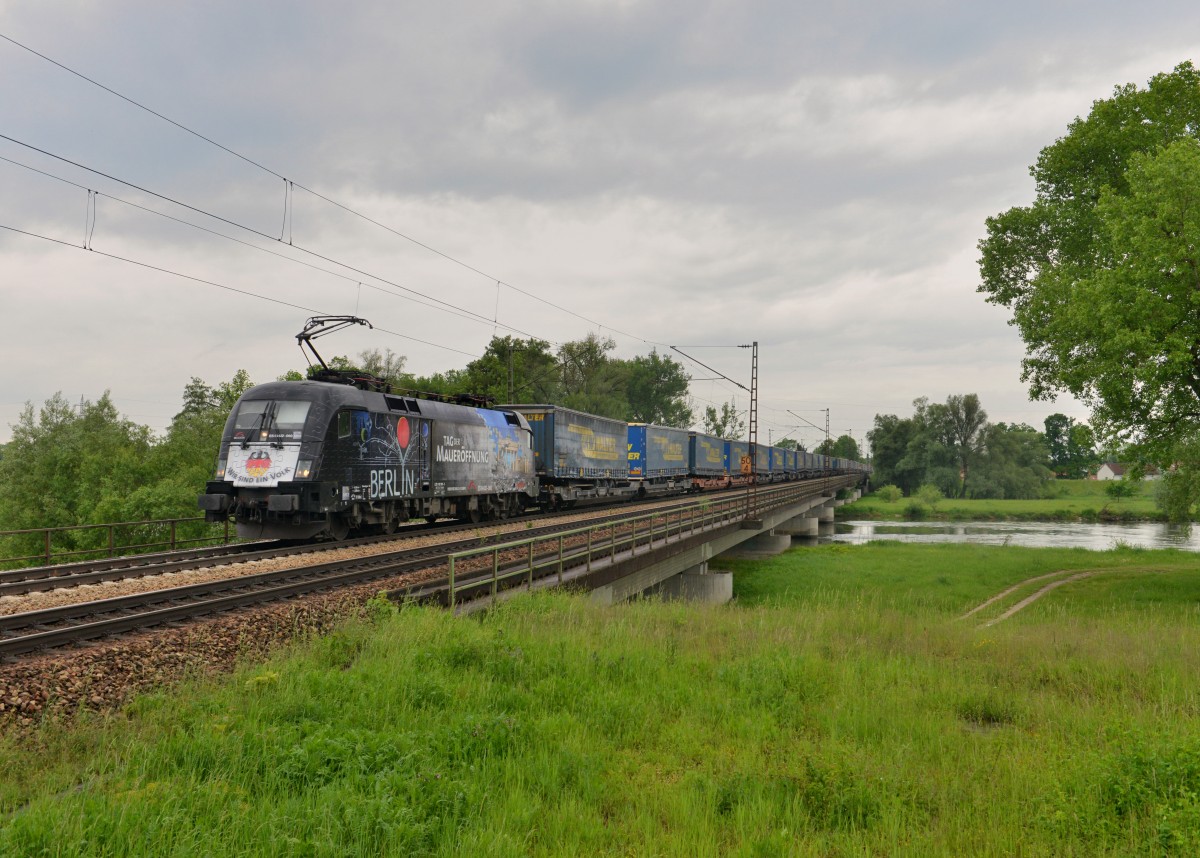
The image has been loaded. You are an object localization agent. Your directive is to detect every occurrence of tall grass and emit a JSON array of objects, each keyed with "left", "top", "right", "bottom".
[{"left": 1, "top": 544, "right": 1198, "bottom": 855}]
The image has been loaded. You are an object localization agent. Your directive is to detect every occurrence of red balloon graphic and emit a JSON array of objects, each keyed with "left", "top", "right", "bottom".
[{"left": 396, "top": 417, "right": 410, "bottom": 448}]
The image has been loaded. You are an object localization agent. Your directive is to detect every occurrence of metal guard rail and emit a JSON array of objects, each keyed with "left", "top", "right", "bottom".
[
  {"left": 0, "top": 516, "right": 235, "bottom": 569},
  {"left": 445, "top": 478, "right": 848, "bottom": 607}
]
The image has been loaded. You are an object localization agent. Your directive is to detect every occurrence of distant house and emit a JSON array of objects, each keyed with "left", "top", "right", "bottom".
[{"left": 1095, "top": 463, "right": 1160, "bottom": 481}]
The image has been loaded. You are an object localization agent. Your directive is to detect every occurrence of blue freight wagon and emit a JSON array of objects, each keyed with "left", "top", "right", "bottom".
[
  {"left": 627, "top": 423, "right": 690, "bottom": 495},
  {"left": 755, "top": 443, "right": 771, "bottom": 480},
  {"left": 727, "top": 440, "right": 751, "bottom": 485},
  {"left": 499, "top": 404, "right": 634, "bottom": 507},
  {"left": 688, "top": 431, "right": 728, "bottom": 489},
  {"left": 770, "top": 447, "right": 788, "bottom": 482}
]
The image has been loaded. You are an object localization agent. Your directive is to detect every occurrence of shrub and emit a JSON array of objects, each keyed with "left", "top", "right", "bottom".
[
  {"left": 875, "top": 485, "right": 903, "bottom": 503},
  {"left": 903, "top": 500, "right": 928, "bottom": 520},
  {"left": 916, "top": 484, "right": 944, "bottom": 508},
  {"left": 1104, "top": 480, "right": 1136, "bottom": 502}
]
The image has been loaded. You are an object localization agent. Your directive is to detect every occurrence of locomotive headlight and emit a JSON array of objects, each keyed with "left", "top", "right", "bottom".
[
  {"left": 215, "top": 458, "right": 227, "bottom": 479},
  {"left": 296, "top": 459, "right": 313, "bottom": 479}
]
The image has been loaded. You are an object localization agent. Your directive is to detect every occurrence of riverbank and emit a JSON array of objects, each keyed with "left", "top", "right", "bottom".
[
  {"left": 842, "top": 479, "right": 1168, "bottom": 522},
  {"left": 3, "top": 543, "right": 1199, "bottom": 855}
]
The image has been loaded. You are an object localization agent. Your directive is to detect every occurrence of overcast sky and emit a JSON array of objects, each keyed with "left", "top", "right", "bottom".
[{"left": 2, "top": 2, "right": 1197, "bottom": 452}]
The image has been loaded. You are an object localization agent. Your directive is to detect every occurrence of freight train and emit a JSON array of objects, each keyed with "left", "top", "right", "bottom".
[{"left": 198, "top": 317, "right": 870, "bottom": 540}]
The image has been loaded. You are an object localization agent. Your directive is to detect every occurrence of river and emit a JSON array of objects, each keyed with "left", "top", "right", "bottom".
[{"left": 827, "top": 520, "right": 1200, "bottom": 551}]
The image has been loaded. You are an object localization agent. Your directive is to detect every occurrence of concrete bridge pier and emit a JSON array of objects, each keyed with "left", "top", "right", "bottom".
[
  {"left": 651, "top": 561, "right": 733, "bottom": 604},
  {"left": 776, "top": 514, "right": 819, "bottom": 543},
  {"left": 725, "top": 526, "right": 792, "bottom": 557}
]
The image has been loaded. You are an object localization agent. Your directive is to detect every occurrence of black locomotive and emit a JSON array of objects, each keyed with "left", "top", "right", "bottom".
[{"left": 198, "top": 380, "right": 537, "bottom": 539}]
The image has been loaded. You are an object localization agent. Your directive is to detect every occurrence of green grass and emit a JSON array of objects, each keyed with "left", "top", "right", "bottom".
[
  {"left": 2, "top": 544, "right": 1200, "bottom": 855},
  {"left": 847, "top": 479, "right": 1165, "bottom": 521}
]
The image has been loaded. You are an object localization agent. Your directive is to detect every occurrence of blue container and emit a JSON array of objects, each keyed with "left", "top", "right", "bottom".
[
  {"left": 770, "top": 447, "right": 787, "bottom": 477},
  {"left": 728, "top": 440, "right": 750, "bottom": 476},
  {"left": 755, "top": 443, "right": 770, "bottom": 476},
  {"left": 688, "top": 431, "right": 728, "bottom": 477},
  {"left": 627, "top": 424, "right": 689, "bottom": 480},
  {"left": 501, "top": 404, "right": 627, "bottom": 480}
]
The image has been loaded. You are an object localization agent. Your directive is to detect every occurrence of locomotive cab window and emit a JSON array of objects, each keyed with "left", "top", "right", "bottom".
[
  {"left": 337, "top": 411, "right": 352, "bottom": 439},
  {"left": 230, "top": 399, "right": 311, "bottom": 443},
  {"left": 273, "top": 401, "right": 310, "bottom": 437},
  {"left": 231, "top": 400, "right": 269, "bottom": 442}
]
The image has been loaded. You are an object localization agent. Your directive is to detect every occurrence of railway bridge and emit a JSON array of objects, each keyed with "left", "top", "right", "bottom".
[{"left": 448, "top": 476, "right": 864, "bottom": 614}]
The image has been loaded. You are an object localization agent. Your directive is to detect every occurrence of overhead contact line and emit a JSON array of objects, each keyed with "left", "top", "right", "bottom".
[{"left": 0, "top": 32, "right": 670, "bottom": 350}]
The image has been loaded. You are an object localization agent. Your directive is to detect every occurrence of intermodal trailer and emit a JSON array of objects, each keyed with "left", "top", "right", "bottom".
[
  {"left": 727, "top": 440, "right": 751, "bottom": 485},
  {"left": 770, "top": 446, "right": 788, "bottom": 482},
  {"left": 497, "top": 404, "right": 633, "bottom": 507},
  {"left": 755, "top": 443, "right": 771, "bottom": 481},
  {"left": 627, "top": 423, "right": 690, "bottom": 495},
  {"left": 688, "top": 431, "right": 728, "bottom": 489}
]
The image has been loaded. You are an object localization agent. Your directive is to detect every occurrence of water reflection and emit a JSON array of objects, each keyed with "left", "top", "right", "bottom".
[{"left": 829, "top": 520, "right": 1199, "bottom": 551}]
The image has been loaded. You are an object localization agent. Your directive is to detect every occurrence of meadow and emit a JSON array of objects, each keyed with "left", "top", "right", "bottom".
[
  {"left": 1, "top": 542, "right": 1199, "bottom": 855},
  {"left": 845, "top": 478, "right": 1166, "bottom": 522}
]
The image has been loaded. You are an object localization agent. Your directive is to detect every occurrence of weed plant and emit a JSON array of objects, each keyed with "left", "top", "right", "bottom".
[{"left": 1, "top": 544, "right": 1198, "bottom": 855}]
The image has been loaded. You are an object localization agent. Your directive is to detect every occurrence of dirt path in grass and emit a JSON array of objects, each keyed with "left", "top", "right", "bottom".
[{"left": 960, "top": 569, "right": 1102, "bottom": 627}]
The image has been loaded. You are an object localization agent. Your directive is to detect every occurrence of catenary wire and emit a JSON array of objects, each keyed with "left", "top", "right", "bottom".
[
  {"left": 0, "top": 32, "right": 671, "bottom": 349},
  {"left": 1, "top": 150, "right": 540, "bottom": 335},
  {"left": 0, "top": 134, "right": 547, "bottom": 341},
  {"left": 0, "top": 223, "right": 481, "bottom": 358}
]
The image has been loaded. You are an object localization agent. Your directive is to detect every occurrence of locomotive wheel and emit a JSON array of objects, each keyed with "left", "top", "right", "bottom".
[
  {"left": 326, "top": 516, "right": 350, "bottom": 541},
  {"left": 425, "top": 515, "right": 438, "bottom": 525}
]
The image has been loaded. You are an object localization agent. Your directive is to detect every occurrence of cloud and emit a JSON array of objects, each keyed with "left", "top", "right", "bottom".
[{"left": 2, "top": 0, "right": 1196, "bottom": 447}]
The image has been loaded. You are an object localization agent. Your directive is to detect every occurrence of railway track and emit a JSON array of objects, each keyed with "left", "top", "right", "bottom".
[
  {"left": 0, "top": 488, "right": 766, "bottom": 658},
  {"left": 0, "top": 520, "right": 472, "bottom": 598},
  {"left": 0, "top": 485, "right": 763, "bottom": 598}
]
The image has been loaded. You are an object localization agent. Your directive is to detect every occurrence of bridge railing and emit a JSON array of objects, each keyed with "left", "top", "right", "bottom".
[
  {"left": 445, "top": 477, "right": 846, "bottom": 607},
  {"left": 0, "top": 516, "right": 235, "bottom": 570}
]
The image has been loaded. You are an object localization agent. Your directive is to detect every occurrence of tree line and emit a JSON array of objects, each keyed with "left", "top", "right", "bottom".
[{"left": 868, "top": 394, "right": 1099, "bottom": 499}]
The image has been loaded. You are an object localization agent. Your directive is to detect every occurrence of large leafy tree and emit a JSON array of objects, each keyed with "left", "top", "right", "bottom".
[
  {"left": 816, "top": 434, "right": 860, "bottom": 460},
  {"left": 0, "top": 393, "right": 156, "bottom": 557},
  {"left": 978, "top": 62, "right": 1200, "bottom": 461},
  {"left": 556, "top": 333, "right": 630, "bottom": 419},
  {"left": 453, "top": 336, "right": 559, "bottom": 403},
  {"left": 970, "top": 423, "right": 1052, "bottom": 499},
  {"left": 1044, "top": 413, "right": 1098, "bottom": 478},
  {"left": 941, "top": 393, "right": 988, "bottom": 497},
  {"left": 703, "top": 401, "right": 745, "bottom": 439},
  {"left": 138, "top": 370, "right": 255, "bottom": 521},
  {"left": 867, "top": 413, "right": 924, "bottom": 495},
  {"left": 624, "top": 349, "right": 692, "bottom": 427}
]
